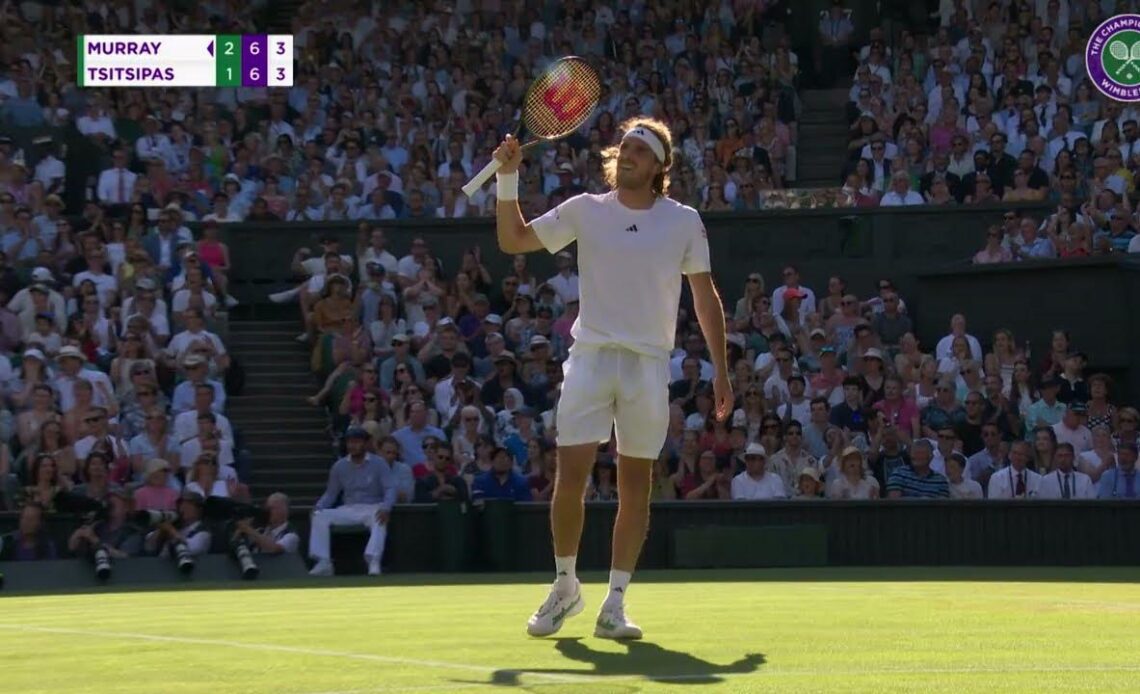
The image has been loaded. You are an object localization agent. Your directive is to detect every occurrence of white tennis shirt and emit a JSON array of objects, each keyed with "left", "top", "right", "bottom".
[{"left": 530, "top": 191, "right": 711, "bottom": 359}]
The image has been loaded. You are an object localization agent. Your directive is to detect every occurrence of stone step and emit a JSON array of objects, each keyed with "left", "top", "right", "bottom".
[
  {"left": 229, "top": 320, "right": 299, "bottom": 331},
  {"left": 248, "top": 450, "right": 336, "bottom": 463},
  {"left": 228, "top": 401, "right": 324, "bottom": 413},
  {"left": 234, "top": 418, "right": 328, "bottom": 431},
  {"left": 799, "top": 88, "right": 852, "bottom": 109},
  {"left": 797, "top": 161, "right": 842, "bottom": 180},
  {"left": 254, "top": 481, "right": 325, "bottom": 497},
  {"left": 249, "top": 467, "right": 330, "bottom": 482},
  {"left": 798, "top": 122, "right": 850, "bottom": 138},
  {"left": 229, "top": 337, "right": 307, "bottom": 350},
  {"left": 797, "top": 178, "right": 841, "bottom": 189}
]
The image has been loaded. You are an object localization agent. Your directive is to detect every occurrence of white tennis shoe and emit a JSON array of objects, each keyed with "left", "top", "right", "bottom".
[
  {"left": 526, "top": 580, "right": 584, "bottom": 637},
  {"left": 593, "top": 603, "right": 643, "bottom": 640}
]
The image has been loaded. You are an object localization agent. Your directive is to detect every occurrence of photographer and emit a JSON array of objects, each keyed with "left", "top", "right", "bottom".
[
  {"left": 232, "top": 493, "right": 300, "bottom": 555},
  {"left": 143, "top": 490, "right": 212, "bottom": 572},
  {"left": 66, "top": 488, "right": 142, "bottom": 578}
]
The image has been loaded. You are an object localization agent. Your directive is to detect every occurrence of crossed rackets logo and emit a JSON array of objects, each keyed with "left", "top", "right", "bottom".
[
  {"left": 1109, "top": 38, "right": 1140, "bottom": 75},
  {"left": 542, "top": 72, "right": 593, "bottom": 123}
]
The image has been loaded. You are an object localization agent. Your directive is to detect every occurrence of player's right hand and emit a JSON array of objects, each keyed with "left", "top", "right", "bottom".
[{"left": 494, "top": 135, "right": 523, "bottom": 174}]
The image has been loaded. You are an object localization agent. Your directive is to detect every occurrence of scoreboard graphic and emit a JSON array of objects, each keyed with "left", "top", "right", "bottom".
[{"left": 77, "top": 35, "right": 294, "bottom": 88}]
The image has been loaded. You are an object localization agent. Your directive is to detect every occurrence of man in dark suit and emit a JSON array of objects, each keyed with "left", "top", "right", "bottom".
[
  {"left": 142, "top": 208, "right": 191, "bottom": 273},
  {"left": 919, "top": 152, "right": 962, "bottom": 200}
]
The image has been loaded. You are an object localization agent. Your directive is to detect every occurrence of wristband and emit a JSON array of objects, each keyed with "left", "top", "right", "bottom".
[{"left": 496, "top": 170, "right": 519, "bottom": 201}]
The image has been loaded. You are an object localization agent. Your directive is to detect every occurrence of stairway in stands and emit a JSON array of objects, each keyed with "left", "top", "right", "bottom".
[
  {"left": 794, "top": 86, "right": 853, "bottom": 189},
  {"left": 227, "top": 319, "right": 332, "bottom": 507}
]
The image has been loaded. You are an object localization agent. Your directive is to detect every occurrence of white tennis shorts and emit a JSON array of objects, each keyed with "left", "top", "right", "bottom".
[{"left": 556, "top": 344, "right": 670, "bottom": 459}]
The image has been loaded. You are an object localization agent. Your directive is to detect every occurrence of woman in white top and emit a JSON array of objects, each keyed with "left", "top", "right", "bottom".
[
  {"left": 494, "top": 388, "right": 525, "bottom": 446},
  {"left": 826, "top": 446, "right": 880, "bottom": 500},
  {"left": 1078, "top": 425, "right": 1117, "bottom": 483},
  {"left": 369, "top": 295, "right": 406, "bottom": 361},
  {"left": 947, "top": 452, "right": 983, "bottom": 499},
  {"left": 910, "top": 356, "right": 940, "bottom": 411},
  {"left": 185, "top": 454, "right": 232, "bottom": 499}
]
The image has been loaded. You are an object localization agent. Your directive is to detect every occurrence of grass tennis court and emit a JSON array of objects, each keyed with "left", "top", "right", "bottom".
[{"left": 2, "top": 567, "right": 1139, "bottom": 693}]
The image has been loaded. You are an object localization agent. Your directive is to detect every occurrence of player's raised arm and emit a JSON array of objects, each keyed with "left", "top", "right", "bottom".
[
  {"left": 688, "top": 271, "right": 733, "bottom": 422},
  {"left": 493, "top": 135, "right": 545, "bottom": 255}
]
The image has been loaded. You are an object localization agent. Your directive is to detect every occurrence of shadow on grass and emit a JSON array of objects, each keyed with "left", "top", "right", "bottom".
[{"left": 461, "top": 638, "right": 764, "bottom": 690}]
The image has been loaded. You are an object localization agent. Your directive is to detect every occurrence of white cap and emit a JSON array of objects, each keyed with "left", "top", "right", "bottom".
[{"left": 744, "top": 443, "right": 767, "bottom": 458}]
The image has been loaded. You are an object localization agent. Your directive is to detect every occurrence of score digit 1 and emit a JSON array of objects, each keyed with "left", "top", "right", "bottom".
[
  {"left": 216, "top": 34, "right": 241, "bottom": 87},
  {"left": 242, "top": 34, "right": 268, "bottom": 87},
  {"left": 267, "top": 34, "right": 293, "bottom": 87}
]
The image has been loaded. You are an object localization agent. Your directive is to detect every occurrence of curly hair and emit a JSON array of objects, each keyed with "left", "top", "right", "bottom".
[{"left": 601, "top": 117, "right": 674, "bottom": 197}]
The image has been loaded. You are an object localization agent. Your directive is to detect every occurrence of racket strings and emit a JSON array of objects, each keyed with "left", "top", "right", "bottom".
[{"left": 523, "top": 58, "right": 601, "bottom": 138}]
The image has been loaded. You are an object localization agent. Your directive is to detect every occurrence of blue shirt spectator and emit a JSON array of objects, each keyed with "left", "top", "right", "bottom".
[
  {"left": 314, "top": 451, "right": 397, "bottom": 511},
  {"left": 472, "top": 448, "right": 532, "bottom": 502},
  {"left": 392, "top": 402, "right": 446, "bottom": 466}
]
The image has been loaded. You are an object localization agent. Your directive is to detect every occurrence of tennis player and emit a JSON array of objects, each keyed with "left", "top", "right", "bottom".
[{"left": 493, "top": 118, "right": 732, "bottom": 639}]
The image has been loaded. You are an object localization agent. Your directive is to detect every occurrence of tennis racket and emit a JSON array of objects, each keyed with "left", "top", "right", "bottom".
[{"left": 462, "top": 56, "right": 601, "bottom": 199}]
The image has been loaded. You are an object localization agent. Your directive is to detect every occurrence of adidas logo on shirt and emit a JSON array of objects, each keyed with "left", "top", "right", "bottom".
[{"left": 625, "top": 224, "right": 639, "bottom": 233}]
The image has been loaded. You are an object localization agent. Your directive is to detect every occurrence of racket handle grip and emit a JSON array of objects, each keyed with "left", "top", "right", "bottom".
[{"left": 462, "top": 158, "right": 504, "bottom": 199}]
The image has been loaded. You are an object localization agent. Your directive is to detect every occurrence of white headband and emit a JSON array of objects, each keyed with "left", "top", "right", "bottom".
[{"left": 623, "top": 127, "right": 666, "bottom": 163}]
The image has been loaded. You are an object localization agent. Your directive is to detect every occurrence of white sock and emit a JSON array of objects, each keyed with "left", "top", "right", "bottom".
[
  {"left": 554, "top": 555, "right": 577, "bottom": 595},
  {"left": 603, "top": 569, "right": 631, "bottom": 609}
]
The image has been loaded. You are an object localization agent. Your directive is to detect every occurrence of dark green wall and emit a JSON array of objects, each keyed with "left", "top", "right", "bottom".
[{"left": 7, "top": 501, "right": 1140, "bottom": 577}]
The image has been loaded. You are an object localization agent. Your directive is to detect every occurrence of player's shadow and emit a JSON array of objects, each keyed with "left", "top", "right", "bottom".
[{"left": 482, "top": 637, "right": 765, "bottom": 688}]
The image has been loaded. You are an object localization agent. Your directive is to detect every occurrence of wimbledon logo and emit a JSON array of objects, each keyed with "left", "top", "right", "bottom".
[{"left": 1088, "top": 15, "right": 1140, "bottom": 101}]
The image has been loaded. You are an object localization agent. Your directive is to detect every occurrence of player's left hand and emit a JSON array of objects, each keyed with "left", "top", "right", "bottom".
[{"left": 712, "top": 374, "right": 733, "bottom": 422}]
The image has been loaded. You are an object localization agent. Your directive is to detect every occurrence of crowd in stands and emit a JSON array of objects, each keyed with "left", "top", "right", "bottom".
[
  {"left": 3, "top": 0, "right": 1140, "bottom": 568},
  {"left": 838, "top": 0, "right": 1140, "bottom": 260}
]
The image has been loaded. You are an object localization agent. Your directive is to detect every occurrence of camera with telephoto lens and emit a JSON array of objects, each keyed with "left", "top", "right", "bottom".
[
  {"left": 93, "top": 547, "right": 112, "bottom": 580},
  {"left": 230, "top": 536, "right": 259, "bottom": 580},
  {"left": 172, "top": 539, "right": 195, "bottom": 574},
  {"left": 134, "top": 509, "right": 180, "bottom": 527},
  {"left": 206, "top": 497, "right": 264, "bottom": 580},
  {"left": 55, "top": 491, "right": 109, "bottom": 524},
  {"left": 55, "top": 492, "right": 115, "bottom": 579}
]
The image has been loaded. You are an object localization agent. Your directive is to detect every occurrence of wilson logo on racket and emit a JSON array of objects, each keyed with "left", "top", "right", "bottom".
[{"left": 542, "top": 73, "right": 594, "bottom": 123}]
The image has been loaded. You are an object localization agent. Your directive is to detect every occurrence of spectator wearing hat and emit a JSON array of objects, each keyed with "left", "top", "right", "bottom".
[
  {"left": 396, "top": 237, "right": 432, "bottom": 290},
  {"left": 792, "top": 467, "right": 824, "bottom": 499},
  {"left": 10, "top": 268, "right": 66, "bottom": 335},
  {"left": 1097, "top": 443, "right": 1140, "bottom": 500},
  {"left": 546, "top": 250, "right": 579, "bottom": 304},
  {"left": 1056, "top": 351, "right": 1088, "bottom": 405},
  {"left": 166, "top": 307, "right": 228, "bottom": 371},
  {"left": 886, "top": 440, "right": 950, "bottom": 499},
  {"left": 481, "top": 351, "right": 535, "bottom": 410},
  {"left": 53, "top": 344, "right": 114, "bottom": 413},
  {"left": 987, "top": 441, "right": 1041, "bottom": 499},
  {"left": 133, "top": 458, "right": 179, "bottom": 511},
  {"left": 310, "top": 426, "right": 397, "bottom": 576},
  {"left": 379, "top": 333, "right": 426, "bottom": 391},
  {"left": 170, "top": 353, "right": 226, "bottom": 415},
  {"left": 145, "top": 489, "right": 213, "bottom": 560},
  {"left": 771, "top": 265, "right": 817, "bottom": 321},
  {"left": 730, "top": 443, "right": 787, "bottom": 500},
  {"left": 472, "top": 445, "right": 531, "bottom": 502},
  {"left": 827, "top": 446, "right": 880, "bottom": 499},
  {"left": 945, "top": 452, "right": 983, "bottom": 499},
  {"left": 1036, "top": 443, "right": 1095, "bottom": 500},
  {"left": 503, "top": 407, "right": 542, "bottom": 469},
  {"left": 1026, "top": 378, "right": 1066, "bottom": 433},
  {"left": 1052, "top": 402, "right": 1092, "bottom": 454}
]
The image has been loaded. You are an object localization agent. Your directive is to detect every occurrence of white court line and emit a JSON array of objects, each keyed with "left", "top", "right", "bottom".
[
  {"left": 4, "top": 623, "right": 1139, "bottom": 694},
  {"left": 0, "top": 623, "right": 586, "bottom": 685}
]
